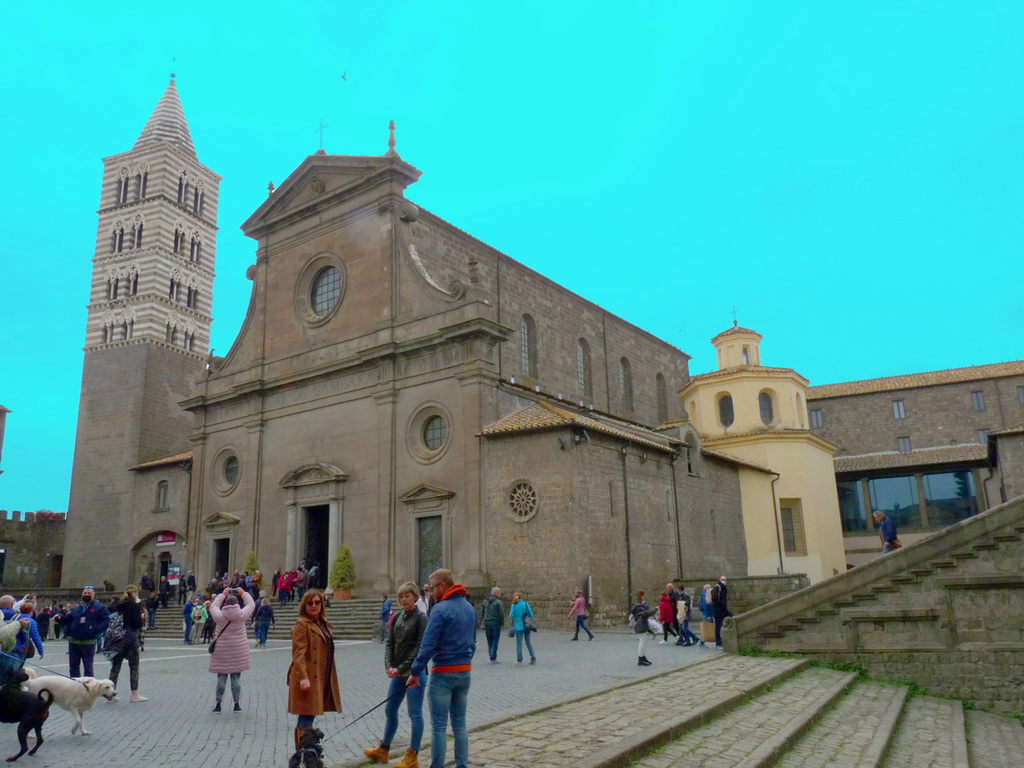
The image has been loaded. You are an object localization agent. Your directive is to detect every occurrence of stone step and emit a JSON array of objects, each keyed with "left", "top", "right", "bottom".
[
  {"left": 625, "top": 667, "right": 855, "bottom": 768},
  {"left": 881, "top": 695, "right": 968, "bottom": 768},
  {"left": 965, "top": 710, "right": 1024, "bottom": 768},
  {"left": 468, "top": 654, "right": 808, "bottom": 768},
  {"left": 774, "top": 681, "right": 908, "bottom": 768}
]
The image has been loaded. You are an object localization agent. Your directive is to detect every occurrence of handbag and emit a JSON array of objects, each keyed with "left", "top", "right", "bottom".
[
  {"left": 507, "top": 627, "right": 515, "bottom": 638},
  {"left": 891, "top": 538, "right": 902, "bottom": 549},
  {"left": 523, "top": 612, "right": 536, "bottom": 632},
  {"left": 209, "top": 620, "right": 231, "bottom": 654}
]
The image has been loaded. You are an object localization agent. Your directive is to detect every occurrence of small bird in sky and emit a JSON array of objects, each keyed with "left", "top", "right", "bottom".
[{"left": 340, "top": 72, "right": 347, "bottom": 81}]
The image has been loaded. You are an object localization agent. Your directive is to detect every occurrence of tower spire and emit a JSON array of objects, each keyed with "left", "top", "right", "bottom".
[{"left": 133, "top": 78, "right": 197, "bottom": 159}]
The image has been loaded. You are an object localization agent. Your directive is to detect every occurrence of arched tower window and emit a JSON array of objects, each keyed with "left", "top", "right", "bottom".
[
  {"left": 156, "top": 481, "right": 168, "bottom": 509},
  {"left": 177, "top": 171, "right": 189, "bottom": 205},
  {"left": 116, "top": 167, "right": 130, "bottom": 204},
  {"left": 619, "top": 357, "right": 633, "bottom": 411},
  {"left": 186, "top": 275, "right": 200, "bottom": 310},
  {"left": 132, "top": 215, "right": 144, "bottom": 249},
  {"left": 759, "top": 391, "right": 775, "bottom": 425},
  {"left": 134, "top": 163, "right": 149, "bottom": 200},
  {"left": 190, "top": 232, "right": 202, "bottom": 264},
  {"left": 519, "top": 314, "right": 538, "bottom": 378},
  {"left": 718, "top": 393, "right": 735, "bottom": 427},
  {"left": 111, "top": 221, "right": 125, "bottom": 254},
  {"left": 193, "top": 181, "right": 205, "bottom": 214},
  {"left": 656, "top": 373, "right": 669, "bottom": 423},
  {"left": 106, "top": 268, "right": 120, "bottom": 300},
  {"left": 576, "top": 338, "right": 592, "bottom": 397},
  {"left": 169, "top": 268, "right": 181, "bottom": 302}
]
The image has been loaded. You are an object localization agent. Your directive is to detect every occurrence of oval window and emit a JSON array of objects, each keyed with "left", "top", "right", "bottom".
[
  {"left": 759, "top": 392, "right": 774, "bottom": 425},
  {"left": 719, "top": 395, "right": 735, "bottom": 427},
  {"left": 224, "top": 455, "right": 239, "bottom": 485},
  {"left": 311, "top": 266, "right": 342, "bottom": 316},
  {"left": 423, "top": 415, "right": 448, "bottom": 451}
]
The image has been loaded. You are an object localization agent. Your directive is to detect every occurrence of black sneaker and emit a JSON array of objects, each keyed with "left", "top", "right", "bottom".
[
  {"left": 233, "top": 703, "right": 241, "bottom": 712},
  {"left": 213, "top": 703, "right": 221, "bottom": 713}
]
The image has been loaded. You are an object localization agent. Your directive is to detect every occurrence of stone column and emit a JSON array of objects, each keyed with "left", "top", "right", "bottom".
[
  {"left": 457, "top": 371, "right": 489, "bottom": 588},
  {"left": 286, "top": 504, "right": 298, "bottom": 570},
  {"left": 328, "top": 499, "right": 341, "bottom": 575},
  {"left": 372, "top": 389, "right": 397, "bottom": 594}
]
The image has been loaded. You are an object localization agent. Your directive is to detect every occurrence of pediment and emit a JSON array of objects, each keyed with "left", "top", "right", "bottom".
[
  {"left": 399, "top": 483, "right": 456, "bottom": 504},
  {"left": 279, "top": 463, "right": 348, "bottom": 488},
  {"left": 242, "top": 153, "right": 422, "bottom": 237},
  {"left": 203, "top": 511, "right": 241, "bottom": 527}
]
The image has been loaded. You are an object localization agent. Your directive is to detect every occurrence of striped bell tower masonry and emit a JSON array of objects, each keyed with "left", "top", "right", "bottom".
[{"left": 64, "top": 77, "right": 221, "bottom": 587}]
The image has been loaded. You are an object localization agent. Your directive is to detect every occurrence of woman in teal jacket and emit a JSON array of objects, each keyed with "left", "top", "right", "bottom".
[{"left": 508, "top": 593, "right": 536, "bottom": 665}]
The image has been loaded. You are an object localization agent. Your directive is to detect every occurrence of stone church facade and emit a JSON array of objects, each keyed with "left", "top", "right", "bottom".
[{"left": 64, "top": 81, "right": 761, "bottom": 618}]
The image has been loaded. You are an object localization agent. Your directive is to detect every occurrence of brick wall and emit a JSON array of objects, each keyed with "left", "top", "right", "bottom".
[
  {"left": 480, "top": 427, "right": 749, "bottom": 628},
  {"left": 0, "top": 516, "right": 67, "bottom": 588},
  {"left": 809, "top": 375, "right": 1024, "bottom": 455},
  {"left": 996, "top": 432, "right": 1024, "bottom": 501}
]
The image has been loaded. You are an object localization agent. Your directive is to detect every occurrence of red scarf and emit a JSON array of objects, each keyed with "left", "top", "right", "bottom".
[{"left": 440, "top": 584, "right": 467, "bottom": 602}]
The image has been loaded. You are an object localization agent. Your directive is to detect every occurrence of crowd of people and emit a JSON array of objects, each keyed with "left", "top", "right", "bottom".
[{"left": 0, "top": 565, "right": 751, "bottom": 768}]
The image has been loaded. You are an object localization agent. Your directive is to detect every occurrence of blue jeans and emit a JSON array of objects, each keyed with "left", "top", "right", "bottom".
[
  {"left": 256, "top": 620, "right": 270, "bottom": 645},
  {"left": 484, "top": 623, "right": 500, "bottom": 660},
  {"left": 184, "top": 619, "right": 193, "bottom": 644},
  {"left": 574, "top": 615, "right": 593, "bottom": 639},
  {"left": 679, "top": 619, "right": 698, "bottom": 645},
  {"left": 428, "top": 671, "right": 470, "bottom": 768},
  {"left": 297, "top": 714, "right": 315, "bottom": 728},
  {"left": 714, "top": 615, "right": 724, "bottom": 647},
  {"left": 382, "top": 672, "right": 425, "bottom": 751},
  {"left": 515, "top": 629, "right": 535, "bottom": 662}
]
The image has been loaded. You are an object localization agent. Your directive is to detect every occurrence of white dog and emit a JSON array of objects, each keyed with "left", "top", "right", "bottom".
[{"left": 21, "top": 675, "right": 116, "bottom": 736}]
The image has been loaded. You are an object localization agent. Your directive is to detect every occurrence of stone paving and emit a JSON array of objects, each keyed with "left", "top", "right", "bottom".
[
  {"left": 965, "top": 710, "right": 1024, "bottom": 768},
  {"left": 0, "top": 627, "right": 714, "bottom": 767},
  {"left": 624, "top": 666, "right": 846, "bottom": 768},
  {"left": 883, "top": 695, "right": 960, "bottom": 768},
  {"left": 470, "top": 654, "right": 806, "bottom": 768},
  {"left": 775, "top": 680, "right": 906, "bottom": 768}
]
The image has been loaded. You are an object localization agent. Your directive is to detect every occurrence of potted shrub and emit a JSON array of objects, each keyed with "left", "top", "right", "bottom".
[{"left": 329, "top": 544, "right": 356, "bottom": 600}]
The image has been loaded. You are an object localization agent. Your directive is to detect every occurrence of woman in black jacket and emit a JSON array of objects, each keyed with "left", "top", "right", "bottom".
[
  {"left": 363, "top": 581, "right": 428, "bottom": 768},
  {"left": 107, "top": 584, "right": 147, "bottom": 702},
  {"left": 630, "top": 591, "right": 655, "bottom": 667}
]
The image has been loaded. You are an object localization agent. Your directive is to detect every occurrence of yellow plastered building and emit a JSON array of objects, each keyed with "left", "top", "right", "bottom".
[{"left": 680, "top": 325, "right": 847, "bottom": 582}]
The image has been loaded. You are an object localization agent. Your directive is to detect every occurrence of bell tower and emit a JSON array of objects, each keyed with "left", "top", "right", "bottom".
[{"left": 63, "top": 77, "right": 221, "bottom": 586}]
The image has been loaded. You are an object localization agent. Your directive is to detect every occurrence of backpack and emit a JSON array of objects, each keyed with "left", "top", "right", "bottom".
[{"left": 105, "top": 611, "right": 126, "bottom": 644}]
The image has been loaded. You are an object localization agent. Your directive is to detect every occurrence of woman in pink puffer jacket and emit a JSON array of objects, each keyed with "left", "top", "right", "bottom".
[{"left": 208, "top": 588, "right": 256, "bottom": 712}]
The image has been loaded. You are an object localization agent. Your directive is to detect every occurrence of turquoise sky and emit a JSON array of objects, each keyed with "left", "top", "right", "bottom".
[{"left": 1, "top": 2, "right": 1022, "bottom": 513}]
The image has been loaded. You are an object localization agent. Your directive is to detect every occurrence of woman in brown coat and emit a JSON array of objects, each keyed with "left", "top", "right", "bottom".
[{"left": 288, "top": 589, "right": 341, "bottom": 748}]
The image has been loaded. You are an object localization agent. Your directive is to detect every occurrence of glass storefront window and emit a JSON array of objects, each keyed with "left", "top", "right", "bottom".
[
  {"left": 923, "top": 471, "right": 977, "bottom": 528},
  {"left": 837, "top": 480, "right": 867, "bottom": 532},
  {"left": 869, "top": 476, "right": 921, "bottom": 531}
]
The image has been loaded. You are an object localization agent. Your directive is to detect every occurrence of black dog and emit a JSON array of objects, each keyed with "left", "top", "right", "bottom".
[
  {"left": 288, "top": 726, "right": 324, "bottom": 768},
  {"left": 0, "top": 668, "right": 54, "bottom": 761}
]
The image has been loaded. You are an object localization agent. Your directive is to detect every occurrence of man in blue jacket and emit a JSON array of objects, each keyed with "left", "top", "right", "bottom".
[
  {"left": 408, "top": 569, "right": 477, "bottom": 768},
  {"left": 63, "top": 586, "right": 109, "bottom": 678},
  {"left": 873, "top": 509, "right": 899, "bottom": 553}
]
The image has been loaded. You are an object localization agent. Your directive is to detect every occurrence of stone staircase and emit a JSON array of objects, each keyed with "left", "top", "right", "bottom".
[
  {"left": 723, "top": 495, "right": 1024, "bottom": 714},
  {"left": 465, "top": 654, "right": 1024, "bottom": 768},
  {"left": 141, "top": 597, "right": 380, "bottom": 642}
]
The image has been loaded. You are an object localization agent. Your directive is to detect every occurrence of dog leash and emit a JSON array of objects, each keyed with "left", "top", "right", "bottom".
[
  {"left": 0, "top": 649, "right": 90, "bottom": 686},
  {"left": 320, "top": 686, "right": 406, "bottom": 743}
]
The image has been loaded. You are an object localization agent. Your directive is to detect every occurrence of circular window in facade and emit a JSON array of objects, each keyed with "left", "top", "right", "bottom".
[
  {"left": 407, "top": 403, "right": 453, "bottom": 464},
  {"left": 294, "top": 253, "right": 346, "bottom": 327},
  {"left": 507, "top": 481, "right": 539, "bottom": 522},
  {"left": 423, "top": 415, "right": 448, "bottom": 451},
  {"left": 212, "top": 448, "right": 241, "bottom": 496},
  {"left": 311, "top": 266, "right": 342, "bottom": 316},
  {"left": 224, "top": 455, "right": 239, "bottom": 485}
]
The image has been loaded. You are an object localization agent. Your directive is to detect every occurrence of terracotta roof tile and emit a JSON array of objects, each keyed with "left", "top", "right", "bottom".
[
  {"left": 711, "top": 325, "right": 762, "bottom": 341},
  {"left": 833, "top": 444, "right": 989, "bottom": 474},
  {"left": 699, "top": 447, "right": 775, "bottom": 474},
  {"left": 130, "top": 451, "right": 193, "bottom": 471},
  {"left": 990, "top": 423, "right": 1024, "bottom": 437},
  {"left": 809, "top": 360, "right": 1024, "bottom": 400},
  {"left": 685, "top": 366, "right": 806, "bottom": 385},
  {"left": 478, "top": 402, "right": 678, "bottom": 453}
]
